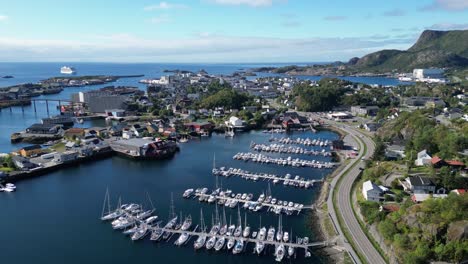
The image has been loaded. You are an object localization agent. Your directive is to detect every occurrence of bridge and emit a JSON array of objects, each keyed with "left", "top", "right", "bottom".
[{"left": 0, "top": 98, "right": 85, "bottom": 115}]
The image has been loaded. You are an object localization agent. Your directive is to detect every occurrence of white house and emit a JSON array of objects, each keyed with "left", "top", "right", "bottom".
[
  {"left": 226, "top": 116, "right": 245, "bottom": 129},
  {"left": 415, "top": 149, "right": 432, "bottom": 166},
  {"left": 362, "top": 180, "right": 382, "bottom": 202}
]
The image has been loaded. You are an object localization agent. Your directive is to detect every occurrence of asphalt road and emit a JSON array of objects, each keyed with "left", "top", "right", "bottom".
[{"left": 326, "top": 121, "right": 386, "bottom": 264}]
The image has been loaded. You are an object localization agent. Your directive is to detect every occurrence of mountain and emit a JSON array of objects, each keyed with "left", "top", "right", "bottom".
[{"left": 354, "top": 30, "right": 468, "bottom": 72}]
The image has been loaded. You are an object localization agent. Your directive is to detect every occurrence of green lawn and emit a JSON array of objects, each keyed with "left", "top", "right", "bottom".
[{"left": 0, "top": 167, "right": 15, "bottom": 172}]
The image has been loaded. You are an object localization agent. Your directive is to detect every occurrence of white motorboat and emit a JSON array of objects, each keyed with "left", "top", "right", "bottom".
[
  {"left": 288, "top": 246, "right": 295, "bottom": 257},
  {"left": 60, "top": 66, "right": 76, "bottom": 74},
  {"left": 183, "top": 189, "right": 194, "bottom": 198},
  {"left": 145, "top": 216, "right": 159, "bottom": 224},
  {"left": 283, "top": 232, "right": 289, "bottom": 242},
  {"left": 255, "top": 241, "right": 265, "bottom": 255}
]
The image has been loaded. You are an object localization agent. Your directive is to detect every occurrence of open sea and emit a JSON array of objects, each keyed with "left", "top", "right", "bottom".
[{"left": 0, "top": 62, "right": 385, "bottom": 263}]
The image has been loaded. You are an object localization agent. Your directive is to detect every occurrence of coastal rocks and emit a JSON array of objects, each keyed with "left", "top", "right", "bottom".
[{"left": 447, "top": 220, "right": 468, "bottom": 242}]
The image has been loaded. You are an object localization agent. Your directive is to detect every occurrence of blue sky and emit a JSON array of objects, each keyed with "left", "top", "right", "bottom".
[{"left": 0, "top": 0, "right": 467, "bottom": 62}]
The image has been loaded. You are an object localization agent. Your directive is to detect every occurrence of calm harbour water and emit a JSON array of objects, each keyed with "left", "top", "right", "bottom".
[{"left": 0, "top": 63, "right": 354, "bottom": 264}]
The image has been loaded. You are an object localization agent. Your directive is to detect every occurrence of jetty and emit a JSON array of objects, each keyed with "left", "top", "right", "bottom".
[
  {"left": 184, "top": 188, "right": 315, "bottom": 215},
  {"left": 269, "top": 137, "right": 331, "bottom": 147},
  {"left": 250, "top": 142, "right": 332, "bottom": 156},
  {"left": 233, "top": 152, "right": 335, "bottom": 169},
  {"left": 212, "top": 167, "right": 322, "bottom": 188}
]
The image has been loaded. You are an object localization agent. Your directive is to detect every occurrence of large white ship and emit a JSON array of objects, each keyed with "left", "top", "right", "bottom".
[{"left": 60, "top": 66, "right": 76, "bottom": 74}]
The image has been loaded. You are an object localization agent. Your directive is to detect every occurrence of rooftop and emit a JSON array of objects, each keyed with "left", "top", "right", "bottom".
[{"left": 408, "top": 176, "right": 434, "bottom": 187}]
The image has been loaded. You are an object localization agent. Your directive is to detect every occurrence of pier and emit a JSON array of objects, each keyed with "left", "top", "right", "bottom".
[
  {"left": 269, "top": 136, "right": 331, "bottom": 147},
  {"left": 233, "top": 152, "right": 336, "bottom": 168},
  {"left": 213, "top": 167, "right": 322, "bottom": 188},
  {"left": 250, "top": 142, "right": 332, "bottom": 156},
  {"left": 185, "top": 188, "right": 314, "bottom": 215}
]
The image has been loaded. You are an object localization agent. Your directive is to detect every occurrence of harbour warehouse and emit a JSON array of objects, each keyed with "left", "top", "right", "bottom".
[{"left": 109, "top": 138, "right": 178, "bottom": 159}]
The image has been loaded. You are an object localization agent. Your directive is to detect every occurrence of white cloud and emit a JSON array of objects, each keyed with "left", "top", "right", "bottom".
[
  {"left": 149, "top": 15, "right": 171, "bottom": 24},
  {"left": 422, "top": 0, "right": 468, "bottom": 11},
  {"left": 144, "top": 2, "right": 188, "bottom": 11},
  {"left": 0, "top": 34, "right": 415, "bottom": 63},
  {"left": 427, "top": 23, "right": 468, "bottom": 30},
  {"left": 211, "top": 0, "right": 274, "bottom": 7},
  {"left": 0, "top": 15, "right": 8, "bottom": 21}
]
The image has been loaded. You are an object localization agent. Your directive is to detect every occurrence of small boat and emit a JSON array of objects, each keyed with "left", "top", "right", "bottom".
[
  {"left": 227, "top": 237, "right": 236, "bottom": 250},
  {"left": 183, "top": 189, "right": 194, "bottom": 198},
  {"left": 180, "top": 215, "right": 192, "bottom": 231},
  {"left": 136, "top": 210, "right": 154, "bottom": 220},
  {"left": 205, "top": 236, "right": 216, "bottom": 250},
  {"left": 194, "top": 234, "right": 207, "bottom": 249},
  {"left": 232, "top": 239, "right": 244, "bottom": 254},
  {"left": 145, "top": 216, "right": 159, "bottom": 224},
  {"left": 123, "top": 225, "right": 139, "bottom": 235},
  {"left": 255, "top": 241, "right": 265, "bottom": 255},
  {"left": 150, "top": 227, "right": 164, "bottom": 241},
  {"left": 174, "top": 232, "right": 189, "bottom": 246},
  {"left": 242, "top": 226, "right": 250, "bottom": 238},
  {"left": 131, "top": 226, "right": 148, "bottom": 240},
  {"left": 288, "top": 246, "right": 295, "bottom": 257},
  {"left": 275, "top": 244, "right": 285, "bottom": 262},
  {"left": 267, "top": 227, "right": 275, "bottom": 241},
  {"left": 214, "top": 237, "right": 226, "bottom": 251}
]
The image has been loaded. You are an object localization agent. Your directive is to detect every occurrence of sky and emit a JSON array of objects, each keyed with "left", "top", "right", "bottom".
[{"left": 0, "top": 0, "right": 467, "bottom": 63}]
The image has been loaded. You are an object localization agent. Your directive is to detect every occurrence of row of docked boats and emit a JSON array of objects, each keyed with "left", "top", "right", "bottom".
[
  {"left": 233, "top": 152, "right": 335, "bottom": 169},
  {"left": 270, "top": 137, "right": 331, "bottom": 147},
  {"left": 0, "top": 183, "right": 16, "bottom": 192},
  {"left": 262, "top": 128, "right": 287, "bottom": 134},
  {"left": 251, "top": 142, "right": 332, "bottom": 156},
  {"left": 184, "top": 187, "right": 304, "bottom": 215},
  {"left": 212, "top": 167, "right": 317, "bottom": 188}
]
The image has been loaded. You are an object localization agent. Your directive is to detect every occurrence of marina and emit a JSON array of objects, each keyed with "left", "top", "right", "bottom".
[
  {"left": 101, "top": 200, "right": 331, "bottom": 262},
  {"left": 250, "top": 142, "right": 332, "bottom": 157},
  {"left": 184, "top": 187, "right": 313, "bottom": 215},
  {"left": 212, "top": 167, "right": 321, "bottom": 188},
  {"left": 233, "top": 152, "right": 335, "bottom": 168}
]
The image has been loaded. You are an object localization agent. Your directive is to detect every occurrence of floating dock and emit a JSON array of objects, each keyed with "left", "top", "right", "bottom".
[
  {"left": 212, "top": 167, "right": 322, "bottom": 188},
  {"left": 250, "top": 142, "right": 332, "bottom": 156},
  {"left": 184, "top": 188, "right": 314, "bottom": 215},
  {"left": 233, "top": 152, "right": 335, "bottom": 169}
]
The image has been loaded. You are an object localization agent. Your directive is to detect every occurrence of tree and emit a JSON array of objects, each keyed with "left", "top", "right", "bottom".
[{"left": 378, "top": 219, "right": 397, "bottom": 241}]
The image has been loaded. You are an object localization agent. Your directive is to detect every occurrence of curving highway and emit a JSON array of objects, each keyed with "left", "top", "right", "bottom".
[{"left": 325, "top": 121, "right": 385, "bottom": 264}]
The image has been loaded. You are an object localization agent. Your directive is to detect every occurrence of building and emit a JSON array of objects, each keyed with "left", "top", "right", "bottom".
[
  {"left": 404, "top": 97, "right": 445, "bottom": 108},
  {"left": 53, "top": 151, "right": 79, "bottom": 163},
  {"left": 362, "top": 180, "right": 382, "bottom": 202},
  {"left": 327, "top": 112, "right": 352, "bottom": 120},
  {"left": 411, "top": 193, "right": 447, "bottom": 203},
  {"left": 19, "top": 145, "right": 43, "bottom": 157},
  {"left": 415, "top": 149, "right": 432, "bottom": 166},
  {"left": 351, "top": 106, "right": 380, "bottom": 116},
  {"left": 88, "top": 95, "right": 127, "bottom": 113},
  {"left": 413, "top": 68, "right": 444, "bottom": 79},
  {"left": 26, "top": 124, "right": 63, "bottom": 135},
  {"left": 385, "top": 144, "right": 406, "bottom": 159},
  {"left": 64, "top": 128, "right": 85, "bottom": 139},
  {"left": 364, "top": 122, "right": 379, "bottom": 132},
  {"left": 110, "top": 138, "right": 177, "bottom": 159},
  {"left": 11, "top": 155, "right": 36, "bottom": 170},
  {"left": 184, "top": 122, "right": 213, "bottom": 133},
  {"left": 403, "top": 176, "right": 436, "bottom": 194},
  {"left": 226, "top": 116, "right": 245, "bottom": 129},
  {"left": 105, "top": 109, "right": 126, "bottom": 118}
]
